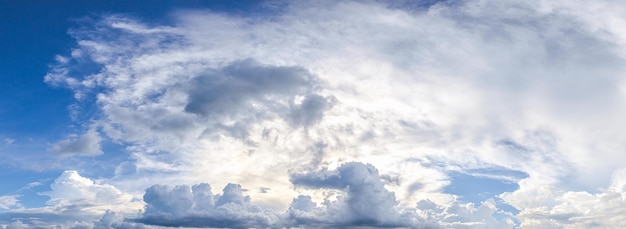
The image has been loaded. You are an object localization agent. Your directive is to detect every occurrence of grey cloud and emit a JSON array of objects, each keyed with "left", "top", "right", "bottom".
[
  {"left": 185, "top": 59, "right": 334, "bottom": 138},
  {"left": 94, "top": 210, "right": 147, "bottom": 229},
  {"left": 184, "top": 59, "right": 313, "bottom": 115},
  {"left": 0, "top": 163, "right": 519, "bottom": 228},
  {"left": 289, "top": 195, "right": 317, "bottom": 212},
  {"left": 289, "top": 94, "right": 336, "bottom": 128},
  {"left": 289, "top": 162, "right": 412, "bottom": 227},
  {"left": 287, "top": 162, "right": 516, "bottom": 228},
  {"left": 136, "top": 182, "right": 281, "bottom": 228},
  {"left": 142, "top": 184, "right": 195, "bottom": 217},
  {"left": 51, "top": 130, "right": 103, "bottom": 157},
  {"left": 191, "top": 183, "right": 214, "bottom": 211},
  {"left": 133, "top": 162, "right": 421, "bottom": 228}
]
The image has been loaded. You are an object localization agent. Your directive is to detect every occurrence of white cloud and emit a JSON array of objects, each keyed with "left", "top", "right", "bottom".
[
  {"left": 0, "top": 170, "right": 142, "bottom": 228},
  {"left": 416, "top": 198, "right": 517, "bottom": 229},
  {"left": 0, "top": 196, "right": 20, "bottom": 210},
  {"left": 501, "top": 167, "right": 626, "bottom": 228},
  {"left": 94, "top": 210, "right": 148, "bottom": 229},
  {"left": 39, "top": 0, "right": 626, "bottom": 227},
  {"left": 5, "top": 220, "right": 27, "bottom": 229}
]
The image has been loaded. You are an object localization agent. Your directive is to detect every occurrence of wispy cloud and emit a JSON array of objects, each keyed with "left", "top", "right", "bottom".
[{"left": 0, "top": 195, "right": 20, "bottom": 210}]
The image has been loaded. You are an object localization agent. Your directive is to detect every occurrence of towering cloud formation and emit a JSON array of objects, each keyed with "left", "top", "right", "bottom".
[{"left": 289, "top": 162, "right": 409, "bottom": 227}]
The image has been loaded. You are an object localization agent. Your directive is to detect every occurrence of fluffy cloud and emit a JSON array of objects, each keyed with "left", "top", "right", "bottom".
[
  {"left": 132, "top": 162, "right": 513, "bottom": 228},
  {"left": 44, "top": 170, "right": 134, "bottom": 210},
  {"left": 136, "top": 183, "right": 280, "bottom": 228},
  {"left": 0, "top": 170, "right": 142, "bottom": 228},
  {"left": 0, "top": 162, "right": 512, "bottom": 228},
  {"left": 501, "top": 168, "right": 626, "bottom": 228},
  {"left": 38, "top": 0, "right": 626, "bottom": 227},
  {"left": 416, "top": 198, "right": 516, "bottom": 229},
  {"left": 93, "top": 210, "right": 147, "bottom": 229},
  {"left": 289, "top": 162, "right": 411, "bottom": 227}
]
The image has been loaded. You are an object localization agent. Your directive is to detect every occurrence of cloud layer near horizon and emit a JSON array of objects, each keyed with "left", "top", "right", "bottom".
[
  {"left": 134, "top": 162, "right": 513, "bottom": 228},
  {"left": 6, "top": 0, "right": 626, "bottom": 227}
]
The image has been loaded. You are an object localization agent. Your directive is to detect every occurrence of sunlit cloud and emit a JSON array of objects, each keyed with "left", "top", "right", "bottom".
[{"left": 3, "top": 0, "right": 626, "bottom": 227}]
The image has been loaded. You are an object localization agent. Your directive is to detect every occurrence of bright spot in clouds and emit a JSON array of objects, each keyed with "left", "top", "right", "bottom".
[{"left": 2, "top": 0, "right": 626, "bottom": 228}]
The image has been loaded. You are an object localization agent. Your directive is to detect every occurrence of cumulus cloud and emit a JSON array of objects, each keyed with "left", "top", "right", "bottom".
[
  {"left": 0, "top": 166, "right": 521, "bottom": 228},
  {"left": 0, "top": 170, "right": 142, "bottom": 228},
  {"left": 135, "top": 183, "right": 280, "bottom": 228},
  {"left": 93, "top": 210, "right": 147, "bottom": 229},
  {"left": 44, "top": 170, "right": 132, "bottom": 208},
  {"left": 416, "top": 198, "right": 516, "bottom": 229},
  {"left": 287, "top": 162, "right": 518, "bottom": 228},
  {"left": 289, "top": 162, "right": 410, "bottom": 227},
  {"left": 500, "top": 168, "right": 626, "bottom": 228},
  {"left": 129, "top": 162, "right": 517, "bottom": 228},
  {"left": 38, "top": 0, "right": 626, "bottom": 227}
]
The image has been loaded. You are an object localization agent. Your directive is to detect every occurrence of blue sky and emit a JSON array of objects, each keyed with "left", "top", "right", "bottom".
[
  {"left": 0, "top": 0, "right": 263, "bottom": 212},
  {"left": 2, "top": 0, "right": 626, "bottom": 228}
]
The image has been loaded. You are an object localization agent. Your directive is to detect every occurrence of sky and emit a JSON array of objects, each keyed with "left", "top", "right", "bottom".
[{"left": 2, "top": 0, "right": 626, "bottom": 228}]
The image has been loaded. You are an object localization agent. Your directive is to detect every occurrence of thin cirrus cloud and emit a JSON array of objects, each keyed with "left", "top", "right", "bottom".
[{"left": 3, "top": 0, "right": 626, "bottom": 227}]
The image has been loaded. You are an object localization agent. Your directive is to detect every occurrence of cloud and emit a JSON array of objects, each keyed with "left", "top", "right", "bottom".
[
  {"left": 0, "top": 170, "right": 142, "bottom": 228},
  {"left": 287, "top": 162, "right": 518, "bottom": 228},
  {"left": 289, "top": 162, "right": 410, "bottom": 227},
  {"left": 500, "top": 168, "right": 626, "bottom": 228},
  {"left": 3, "top": 139, "right": 15, "bottom": 146},
  {"left": 44, "top": 171, "right": 128, "bottom": 206},
  {"left": 51, "top": 129, "right": 103, "bottom": 157},
  {"left": 39, "top": 0, "right": 626, "bottom": 227},
  {"left": 135, "top": 183, "right": 281, "bottom": 228},
  {"left": 129, "top": 161, "right": 518, "bottom": 228},
  {"left": 94, "top": 210, "right": 147, "bottom": 229},
  {"left": 184, "top": 58, "right": 335, "bottom": 137},
  {"left": 0, "top": 196, "right": 20, "bottom": 210},
  {"left": 5, "top": 220, "right": 27, "bottom": 229},
  {"left": 415, "top": 198, "right": 516, "bottom": 229}
]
